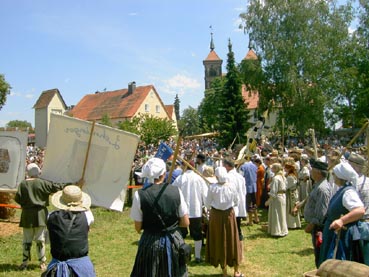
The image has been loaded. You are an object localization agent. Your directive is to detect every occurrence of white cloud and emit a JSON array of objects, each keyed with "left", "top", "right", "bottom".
[
  {"left": 25, "top": 94, "right": 34, "bottom": 99},
  {"left": 159, "top": 74, "right": 201, "bottom": 96},
  {"left": 9, "top": 91, "right": 20, "bottom": 97},
  {"left": 128, "top": 12, "right": 138, "bottom": 16}
]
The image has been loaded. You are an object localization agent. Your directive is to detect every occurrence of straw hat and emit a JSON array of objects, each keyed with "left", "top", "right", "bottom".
[{"left": 51, "top": 185, "right": 91, "bottom": 212}]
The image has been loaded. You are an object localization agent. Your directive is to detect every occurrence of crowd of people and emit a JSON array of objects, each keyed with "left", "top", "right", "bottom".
[
  {"left": 15, "top": 133, "right": 369, "bottom": 276},
  {"left": 128, "top": 135, "right": 369, "bottom": 276}
]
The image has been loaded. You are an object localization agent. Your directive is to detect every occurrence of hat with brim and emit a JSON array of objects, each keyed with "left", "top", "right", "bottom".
[
  {"left": 310, "top": 159, "right": 328, "bottom": 171},
  {"left": 52, "top": 185, "right": 91, "bottom": 212},
  {"left": 348, "top": 153, "right": 366, "bottom": 167}
]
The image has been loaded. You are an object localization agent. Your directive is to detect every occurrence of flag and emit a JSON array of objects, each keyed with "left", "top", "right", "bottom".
[
  {"left": 41, "top": 114, "right": 140, "bottom": 211},
  {"left": 0, "top": 131, "right": 27, "bottom": 190},
  {"left": 155, "top": 142, "right": 173, "bottom": 162}
]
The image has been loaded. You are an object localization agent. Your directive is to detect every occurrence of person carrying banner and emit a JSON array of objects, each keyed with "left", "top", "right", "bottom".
[
  {"left": 14, "top": 163, "right": 69, "bottom": 271},
  {"left": 43, "top": 185, "right": 95, "bottom": 277},
  {"left": 130, "top": 157, "right": 190, "bottom": 277}
]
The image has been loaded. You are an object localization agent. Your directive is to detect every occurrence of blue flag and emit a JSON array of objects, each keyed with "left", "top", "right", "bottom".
[{"left": 155, "top": 142, "right": 173, "bottom": 162}]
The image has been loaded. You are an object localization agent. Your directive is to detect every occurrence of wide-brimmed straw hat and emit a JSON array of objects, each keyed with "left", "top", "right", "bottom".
[{"left": 51, "top": 185, "right": 91, "bottom": 212}]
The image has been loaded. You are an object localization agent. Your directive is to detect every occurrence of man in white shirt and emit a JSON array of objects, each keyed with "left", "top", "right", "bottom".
[
  {"left": 223, "top": 159, "right": 246, "bottom": 240},
  {"left": 173, "top": 160, "right": 208, "bottom": 263}
]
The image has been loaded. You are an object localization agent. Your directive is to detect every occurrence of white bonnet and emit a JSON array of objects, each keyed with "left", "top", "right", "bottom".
[
  {"left": 215, "top": 166, "right": 228, "bottom": 184},
  {"left": 135, "top": 157, "right": 166, "bottom": 183},
  {"left": 333, "top": 162, "right": 358, "bottom": 184}
]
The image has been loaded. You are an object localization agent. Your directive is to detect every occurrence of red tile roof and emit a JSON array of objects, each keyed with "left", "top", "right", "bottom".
[
  {"left": 243, "top": 49, "right": 258, "bottom": 60},
  {"left": 165, "top": 105, "right": 175, "bottom": 120},
  {"left": 69, "top": 85, "right": 170, "bottom": 121},
  {"left": 33, "top": 88, "right": 67, "bottom": 109},
  {"left": 241, "top": 85, "right": 259, "bottom": 110},
  {"left": 204, "top": 50, "right": 222, "bottom": 61}
]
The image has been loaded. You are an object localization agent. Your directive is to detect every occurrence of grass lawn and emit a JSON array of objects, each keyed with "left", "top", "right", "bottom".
[{"left": 0, "top": 203, "right": 315, "bottom": 277}]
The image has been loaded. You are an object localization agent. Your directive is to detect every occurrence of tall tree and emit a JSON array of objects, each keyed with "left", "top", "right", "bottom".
[
  {"left": 0, "top": 74, "right": 11, "bottom": 111},
  {"left": 178, "top": 106, "right": 201, "bottom": 137},
  {"left": 239, "top": 0, "right": 354, "bottom": 136},
  {"left": 174, "top": 94, "right": 180, "bottom": 120},
  {"left": 198, "top": 77, "right": 225, "bottom": 132},
  {"left": 217, "top": 39, "right": 249, "bottom": 148},
  {"left": 352, "top": 0, "right": 369, "bottom": 125}
]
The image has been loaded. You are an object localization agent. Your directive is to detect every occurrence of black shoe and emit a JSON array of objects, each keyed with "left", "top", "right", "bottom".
[{"left": 195, "top": 257, "right": 203, "bottom": 263}]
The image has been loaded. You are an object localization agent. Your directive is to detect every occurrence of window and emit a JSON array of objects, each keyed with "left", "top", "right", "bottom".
[
  {"left": 51, "top": 109, "right": 62, "bottom": 114},
  {"left": 145, "top": 104, "right": 149, "bottom": 112},
  {"left": 156, "top": 105, "right": 160, "bottom": 113}
]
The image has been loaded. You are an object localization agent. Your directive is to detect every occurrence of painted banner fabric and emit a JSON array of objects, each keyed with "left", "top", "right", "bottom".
[
  {"left": 41, "top": 114, "right": 139, "bottom": 211},
  {"left": 0, "top": 131, "right": 28, "bottom": 191}
]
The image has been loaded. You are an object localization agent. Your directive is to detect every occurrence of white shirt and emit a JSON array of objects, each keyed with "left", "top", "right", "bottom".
[
  {"left": 227, "top": 168, "right": 246, "bottom": 217},
  {"left": 172, "top": 170, "right": 208, "bottom": 218},
  {"left": 206, "top": 182, "right": 238, "bottom": 211},
  {"left": 130, "top": 188, "right": 188, "bottom": 222},
  {"left": 342, "top": 189, "right": 364, "bottom": 211}
]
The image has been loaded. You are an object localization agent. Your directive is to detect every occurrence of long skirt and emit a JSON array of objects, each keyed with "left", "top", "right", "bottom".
[
  {"left": 205, "top": 207, "right": 242, "bottom": 268},
  {"left": 131, "top": 230, "right": 187, "bottom": 277}
]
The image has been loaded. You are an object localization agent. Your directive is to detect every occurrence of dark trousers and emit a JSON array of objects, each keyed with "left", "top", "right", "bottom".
[{"left": 180, "top": 217, "right": 203, "bottom": 241}]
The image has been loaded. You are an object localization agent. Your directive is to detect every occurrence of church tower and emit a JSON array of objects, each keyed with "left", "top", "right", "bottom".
[{"left": 203, "top": 32, "right": 223, "bottom": 90}]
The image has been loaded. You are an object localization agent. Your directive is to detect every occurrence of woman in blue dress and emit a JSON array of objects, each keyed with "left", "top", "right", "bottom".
[{"left": 318, "top": 162, "right": 365, "bottom": 266}]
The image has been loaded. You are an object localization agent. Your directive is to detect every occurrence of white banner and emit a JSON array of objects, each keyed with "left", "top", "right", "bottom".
[
  {"left": 0, "top": 131, "right": 28, "bottom": 191},
  {"left": 41, "top": 114, "right": 140, "bottom": 211}
]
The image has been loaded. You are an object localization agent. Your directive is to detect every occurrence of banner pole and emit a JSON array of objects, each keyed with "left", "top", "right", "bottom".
[
  {"left": 167, "top": 136, "right": 182, "bottom": 183},
  {"left": 81, "top": 120, "right": 96, "bottom": 187},
  {"left": 177, "top": 155, "right": 210, "bottom": 184}
]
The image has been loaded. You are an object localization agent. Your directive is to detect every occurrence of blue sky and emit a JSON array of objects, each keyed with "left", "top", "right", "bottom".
[{"left": 0, "top": 0, "right": 251, "bottom": 127}]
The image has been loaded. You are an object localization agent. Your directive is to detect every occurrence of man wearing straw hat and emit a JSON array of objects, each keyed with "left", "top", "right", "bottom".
[
  {"left": 43, "top": 185, "right": 95, "bottom": 276},
  {"left": 15, "top": 163, "right": 68, "bottom": 271}
]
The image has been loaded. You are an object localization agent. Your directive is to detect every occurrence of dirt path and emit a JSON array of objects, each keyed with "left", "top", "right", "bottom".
[{"left": 0, "top": 219, "right": 21, "bottom": 237}]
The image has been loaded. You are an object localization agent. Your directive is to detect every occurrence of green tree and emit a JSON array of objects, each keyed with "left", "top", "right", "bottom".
[
  {"left": 0, "top": 74, "right": 11, "bottom": 111},
  {"left": 198, "top": 77, "right": 225, "bottom": 132},
  {"left": 117, "top": 117, "right": 140, "bottom": 135},
  {"left": 174, "top": 94, "right": 180, "bottom": 121},
  {"left": 100, "top": 113, "right": 113, "bottom": 127},
  {"left": 6, "top": 120, "right": 32, "bottom": 129},
  {"left": 118, "top": 114, "right": 176, "bottom": 145},
  {"left": 178, "top": 106, "right": 201, "bottom": 137},
  {"left": 217, "top": 40, "right": 249, "bottom": 148},
  {"left": 352, "top": 0, "right": 369, "bottom": 126},
  {"left": 239, "top": 0, "right": 354, "bottom": 136}
]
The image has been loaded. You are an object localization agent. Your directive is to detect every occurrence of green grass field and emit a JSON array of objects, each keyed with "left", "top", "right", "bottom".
[{"left": 0, "top": 203, "right": 315, "bottom": 277}]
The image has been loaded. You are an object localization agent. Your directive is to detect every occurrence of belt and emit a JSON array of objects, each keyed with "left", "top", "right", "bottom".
[
  {"left": 277, "top": 191, "right": 286, "bottom": 194},
  {"left": 360, "top": 219, "right": 369, "bottom": 222}
]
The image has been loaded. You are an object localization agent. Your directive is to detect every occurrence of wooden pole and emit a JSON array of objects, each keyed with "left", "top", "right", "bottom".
[
  {"left": 167, "top": 136, "right": 182, "bottom": 183},
  {"left": 346, "top": 120, "right": 369, "bottom": 149},
  {"left": 309, "top": 128, "right": 318, "bottom": 159},
  {"left": 177, "top": 155, "right": 210, "bottom": 184},
  {"left": 80, "top": 120, "right": 96, "bottom": 188}
]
